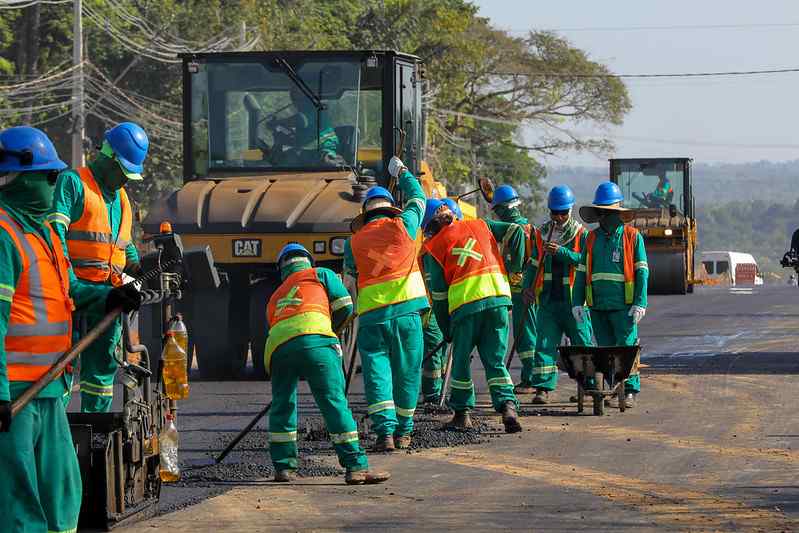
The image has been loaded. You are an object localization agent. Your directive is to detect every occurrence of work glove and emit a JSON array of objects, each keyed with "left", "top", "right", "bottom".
[
  {"left": 628, "top": 305, "right": 646, "bottom": 324},
  {"left": 571, "top": 306, "right": 586, "bottom": 324},
  {"left": 388, "top": 156, "right": 406, "bottom": 178},
  {"left": 0, "top": 400, "right": 11, "bottom": 432},
  {"left": 105, "top": 284, "right": 143, "bottom": 314},
  {"left": 522, "top": 287, "right": 536, "bottom": 306}
]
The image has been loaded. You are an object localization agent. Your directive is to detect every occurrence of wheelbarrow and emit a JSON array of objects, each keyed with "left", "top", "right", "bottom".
[{"left": 557, "top": 345, "right": 641, "bottom": 416}]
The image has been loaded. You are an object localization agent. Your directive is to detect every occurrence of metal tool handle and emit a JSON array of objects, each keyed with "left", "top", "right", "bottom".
[
  {"left": 6, "top": 309, "right": 122, "bottom": 423},
  {"left": 215, "top": 402, "right": 272, "bottom": 464}
]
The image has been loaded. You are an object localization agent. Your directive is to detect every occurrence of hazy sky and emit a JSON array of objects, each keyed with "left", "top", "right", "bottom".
[{"left": 474, "top": 0, "right": 799, "bottom": 167}]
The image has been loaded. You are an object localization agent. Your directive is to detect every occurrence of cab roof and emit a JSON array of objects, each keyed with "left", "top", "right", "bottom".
[{"left": 180, "top": 50, "right": 421, "bottom": 62}]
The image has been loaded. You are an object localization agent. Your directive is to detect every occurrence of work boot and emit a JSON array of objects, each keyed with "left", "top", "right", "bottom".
[
  {"left": 443, "top": 410, "right": 473, "bottom": 430},
  {"left": 345, "top": 469, "right": 391, "bottom": 485},
  {"left": 423, "top": 395, "right": 441, "bottom": 406},
  {"left": 532, "top": 390, "right": 549, "bottom": 405},
  {"left": 273, "top": 469, "right": 295, "bottom": 483},
  {"left": 394, "top": 435, "right": 412, "bottom": 449},
  {"left": 514, "top": 383, "right": 535, "bottom": 394},
  {"left": 501, "top": 401, "right": 522, "bottom": 434},
  {"left": 371, "top": 434, "right": 395, "bottom": 452}
]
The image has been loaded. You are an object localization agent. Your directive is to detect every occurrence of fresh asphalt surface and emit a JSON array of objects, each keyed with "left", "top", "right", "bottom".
[{"left": 97, "top": 285, "right": 799, "bottom": 531}]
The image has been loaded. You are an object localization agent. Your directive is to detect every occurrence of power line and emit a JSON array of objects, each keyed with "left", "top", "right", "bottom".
[
  {"left": 507, "top": 22, "right": 799, "bottom": 33},
  {"left": 488, "top": 67, "right": 799, "bottom": 79}
]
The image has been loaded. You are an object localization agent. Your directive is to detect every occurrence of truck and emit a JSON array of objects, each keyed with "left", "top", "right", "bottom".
[
  {"left": 142, "top": 50, "right": 458, "bottom": 379},
  {"left": 609, "top": 157, "right": 697, "bottom": 294}
]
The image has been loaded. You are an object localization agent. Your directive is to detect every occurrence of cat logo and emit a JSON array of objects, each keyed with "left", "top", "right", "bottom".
[{"left": 232, "top": 239, "right": 262, "bottom": 258}]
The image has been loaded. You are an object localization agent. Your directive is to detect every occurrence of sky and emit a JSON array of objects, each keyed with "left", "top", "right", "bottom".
[{"left": 474, "top": 0, "right": 799, "bottom": 167}]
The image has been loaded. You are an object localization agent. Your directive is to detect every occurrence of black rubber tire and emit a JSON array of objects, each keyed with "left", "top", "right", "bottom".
[{"left": 184, "top": 286, "right": 235, "bottom": 380}]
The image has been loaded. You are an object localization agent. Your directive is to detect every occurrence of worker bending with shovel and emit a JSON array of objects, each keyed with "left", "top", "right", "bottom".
[
  {"left": 522, "top": 185, "right": 593, "bottom": 404},
  {"left": 422, "top": 200, "right": 525, "bottom": 433},
  {"left": 490, "top": 185, "right": 538, "bottom": 394},
  {"left": 265, "top": 243, "right": 389, "bottom": 484},
  {"left": 420, "top": 198, "right": 462, "bottom": 404},
  {"left": 48, "top": 122, "right": 147, "bottom": 412},
  {"left": 0, "top": 126, "right": 139, "bottom": 533},
  {"left": 344, "top": 156, "right": 428, "bottom": 451},
  {"left": 573, "top": 182, "right": 648, "bottom": 408}
]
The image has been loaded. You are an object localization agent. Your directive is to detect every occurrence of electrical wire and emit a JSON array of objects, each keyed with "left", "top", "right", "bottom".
[
  {"left": 487, "top": 67, "right": 799, "bottom": 79},
  {"left": 507, "top": 22, "right": 799, "bottom": 33},
  {"left": 0, "top": 0, "right": 70, "bottom": 8}
]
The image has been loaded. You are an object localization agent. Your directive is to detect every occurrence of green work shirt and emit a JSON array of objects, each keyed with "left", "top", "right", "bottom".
[
  {"left": 495, "top": 211, "right": 529, "bottom": 291},
  {"left": 48, "top": 167, "right": 140, "bottom": 289},
  {"left": 343, "top": 169, "right": 429, "bottom": 327},
  {"left": 522, "top": 226, "right": 588, "bottom": 307},
  {"left": 266, "top": 265, "right": 354, "bottom": 362},
  {"left": 572, "top": 221, "right": 648, "bottom": 311},
  {"left": 424, "top": 219, "right": 523, "bottom": 339},
  {"left": 0, "top": 198, "right": 111, "bottom": 402}
]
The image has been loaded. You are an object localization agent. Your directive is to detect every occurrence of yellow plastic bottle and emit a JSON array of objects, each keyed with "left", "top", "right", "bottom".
[
  {"left": 159, "top": 414, "right": 180, "bottom": 482},
  {"left": 162, "top": 315, "right": 190, "bottom": 400}
]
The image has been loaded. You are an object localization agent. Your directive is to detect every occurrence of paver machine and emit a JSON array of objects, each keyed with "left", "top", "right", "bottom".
[
  {"left": 142, "top": 50, "right": 461, "bottom": 379},
  {"left": 609, "top": 157, "right": 697, "bottom": 294}
]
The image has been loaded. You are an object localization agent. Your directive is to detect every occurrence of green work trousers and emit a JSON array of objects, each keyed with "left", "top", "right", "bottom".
[
  {"left": 590, "top": 308, "right": 641, "bottom": 393},
  {"left": 358, "top": 313, "right": 423, "bottom": 437},
  {"left": 421, "top": 311, "right": 446, "bottom": 402},
  {"left": 0, "top": 397, "right": 82, "bottom": 533},
  {"left": 76, "top": 310, "right": 122, "bottom": 412},
  {"left": 449, "top": 307, "right": 517, "bottom": 412},
  {"left": 269, "top": 343, "right": 368, "bottom": 473},
  {"left": 511, "top": 292, "right": 537, "bottom": 387},
  {"left": 531, "top": 301, "right": 593, "bottom": 391}
]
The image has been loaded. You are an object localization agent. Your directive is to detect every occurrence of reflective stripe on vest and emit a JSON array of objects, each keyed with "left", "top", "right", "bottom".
[
  {"left": 264, "top": 268, "right": 336, "bottom": 369},
  {"left": 585, "top": 225, "right": 637, "bottom": 307},
  {"left": 531, "top": 226, "right": 583, "bottom": 304},
  {"left": 424, "top": 219, "right": 510, "bottom": 314},
  {"left": 66, "top": 167, "right": 132, "bottom": 287},
  {"left": 0, "top": 208, "right": 73, "bottom": 382},
  {"left": 351, "top": 217, "right": 427, "bottom": 314}
]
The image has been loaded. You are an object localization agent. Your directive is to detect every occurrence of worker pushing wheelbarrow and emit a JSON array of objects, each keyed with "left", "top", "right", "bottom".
[{"left": 558, "top": 345, "right": 641, "bottom": 416}]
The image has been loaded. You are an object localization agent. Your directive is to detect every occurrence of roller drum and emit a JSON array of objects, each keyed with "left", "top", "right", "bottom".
[{"left": 647, "top": 249, "right": 687, "bottom": 295}]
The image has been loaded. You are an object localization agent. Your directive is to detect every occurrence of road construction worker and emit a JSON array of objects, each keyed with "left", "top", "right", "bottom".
[
  {"left": 422, "top": 200, "right": 525, "bottom": 433},
  {"left": 48, "top": 122, "right": 147, "bottom": 412},
  {"left": 0, "top": 126, "right": 140, "bottom": 533},
  {"left": 573, "top": 182, "right": 648, "bottom": 408},
  {"left": 522, "top": 185, "right": 593, "bottom": 404},
  {"left": 490, "top": 184, "right": 537, "bottom": 394},
  {"left": 420, "top": 199, "right": 461, "bottom": 404},
  {"left": 637, "top": 175, "right": 673, "bottom": 208},
  {"left": 343, "top": 156, "right": 428, "bottom": 451},
  {"left": 265, "top": 243, "right": 389, "bottom": 485}
]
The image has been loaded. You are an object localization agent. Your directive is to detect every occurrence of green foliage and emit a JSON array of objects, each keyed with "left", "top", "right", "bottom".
[{"left": 0, "top": 0, "right": 629, "bottom": 218}]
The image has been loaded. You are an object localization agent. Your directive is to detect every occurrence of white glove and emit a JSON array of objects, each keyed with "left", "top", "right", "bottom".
[
  {"left": 388, "top": 156, "right": 406, "bottom": 178},
  {"left": 628, "top": 305, "right": 646, "bottom": 324},
  {"left": 571, "top": 306, "right": 586, "bottom": 324}
]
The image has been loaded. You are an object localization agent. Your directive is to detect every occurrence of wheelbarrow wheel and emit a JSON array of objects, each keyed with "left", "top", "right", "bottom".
[{"left": 593, "top": 372, "right": 605, "bottom": 416}]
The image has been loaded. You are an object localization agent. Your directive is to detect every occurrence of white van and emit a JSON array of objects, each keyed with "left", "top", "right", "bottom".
[{"left": 700, "top": 251, "right": 764, "bottom": 286}]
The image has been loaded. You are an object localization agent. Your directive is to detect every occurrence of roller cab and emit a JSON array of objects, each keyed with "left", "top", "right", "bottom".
[{"left": 609, "top": 158, "right": 697, "bottom": 295}]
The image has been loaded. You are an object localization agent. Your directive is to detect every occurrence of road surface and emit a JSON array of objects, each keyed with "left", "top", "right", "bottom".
[{"left": 111, "top": 285, "right": 799, "bottom": 531}]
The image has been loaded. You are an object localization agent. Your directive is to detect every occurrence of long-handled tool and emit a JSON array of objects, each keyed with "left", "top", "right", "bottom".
[
  {"left": 2, "top": 309, "right": 122, "bottom": 429},
  {"left": 505, "top": 222, "right": 555, "bottom": 370},
  {"left": 457, "top": 177, "right": 496, "bottom": 203},
  {"left": 437, "top": 344, "right": 454, "bottom": 408},
  {"left": 217, "top": 312, "right": 359, "bottom": 464},
  {"left": 339, "top": 313, "right": 359, "bottom": 396}
]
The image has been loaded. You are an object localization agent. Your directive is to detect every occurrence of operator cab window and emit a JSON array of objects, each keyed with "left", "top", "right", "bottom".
[{"left": 616, "top": 160, "right": 685, "bottom": 212}]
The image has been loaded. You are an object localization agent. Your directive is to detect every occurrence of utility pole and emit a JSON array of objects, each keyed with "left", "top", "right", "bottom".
[
  {"left": 239, "top": 20, "right": 247, "bottom": 49},
  {"left": 71, "top": 0, "right": 85, "bottom": 167}
]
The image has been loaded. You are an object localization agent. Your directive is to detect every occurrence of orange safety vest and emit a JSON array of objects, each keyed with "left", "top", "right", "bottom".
[
  {"left": 0, "top": 208, "right": 73, "bottom": 382},
  {"left": 350, "top": 217, "right": 427, "bottom": 314},
  {"left": 423, "top": 219, "right": 510, "bottom": 314},
  {"left": 585, "top": 225, "right": 638, "bottom": 307},
  {"left": 264, "top": 268, "right": 337, "bottom": 370},
  {"left": 531, "top": 226, "right": 584, "bottom": 303},
  {"left": 66, "top": 167, "right": 132, "bottom": 287}
]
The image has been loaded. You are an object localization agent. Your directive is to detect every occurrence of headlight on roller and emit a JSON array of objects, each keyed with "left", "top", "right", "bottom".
[
  {"left": 330, "top": 237, "right": 347, "bottom": 256},
  {"left": 664, "top": 229, "right": 673, "bottom": 236}
]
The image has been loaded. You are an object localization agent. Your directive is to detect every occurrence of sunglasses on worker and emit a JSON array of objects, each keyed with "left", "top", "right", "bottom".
[{"left": 550, "top": 209, "right": 569, "bottom": 216}]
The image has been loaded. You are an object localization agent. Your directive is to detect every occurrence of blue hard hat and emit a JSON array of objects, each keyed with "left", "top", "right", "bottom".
[
  {"left": 363, "top": 186, "right": 395, "bottom": 208},
  {"left": 0, "top": 126, "right": 66, "bottom": 173},
  {"left": 422, "top": 198, "right": 444, "bottom": 230},
  {"left": 442, "top": 198, "right": 463, "bottom": 220},
  {"left": 276, "top": 242, "right": 313, "bottom": 266},
  {"left": 491, "top": 184, "right": 519, "bottom": 209},
  {"left": 104, "top": 122, "right": 149, "bottom": 175},
  {"left": 548, "top": 185, "right": 575, "bottom": 211},
  {"left": 592, "top": 181, "right": 624, "bottom": 206}
]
